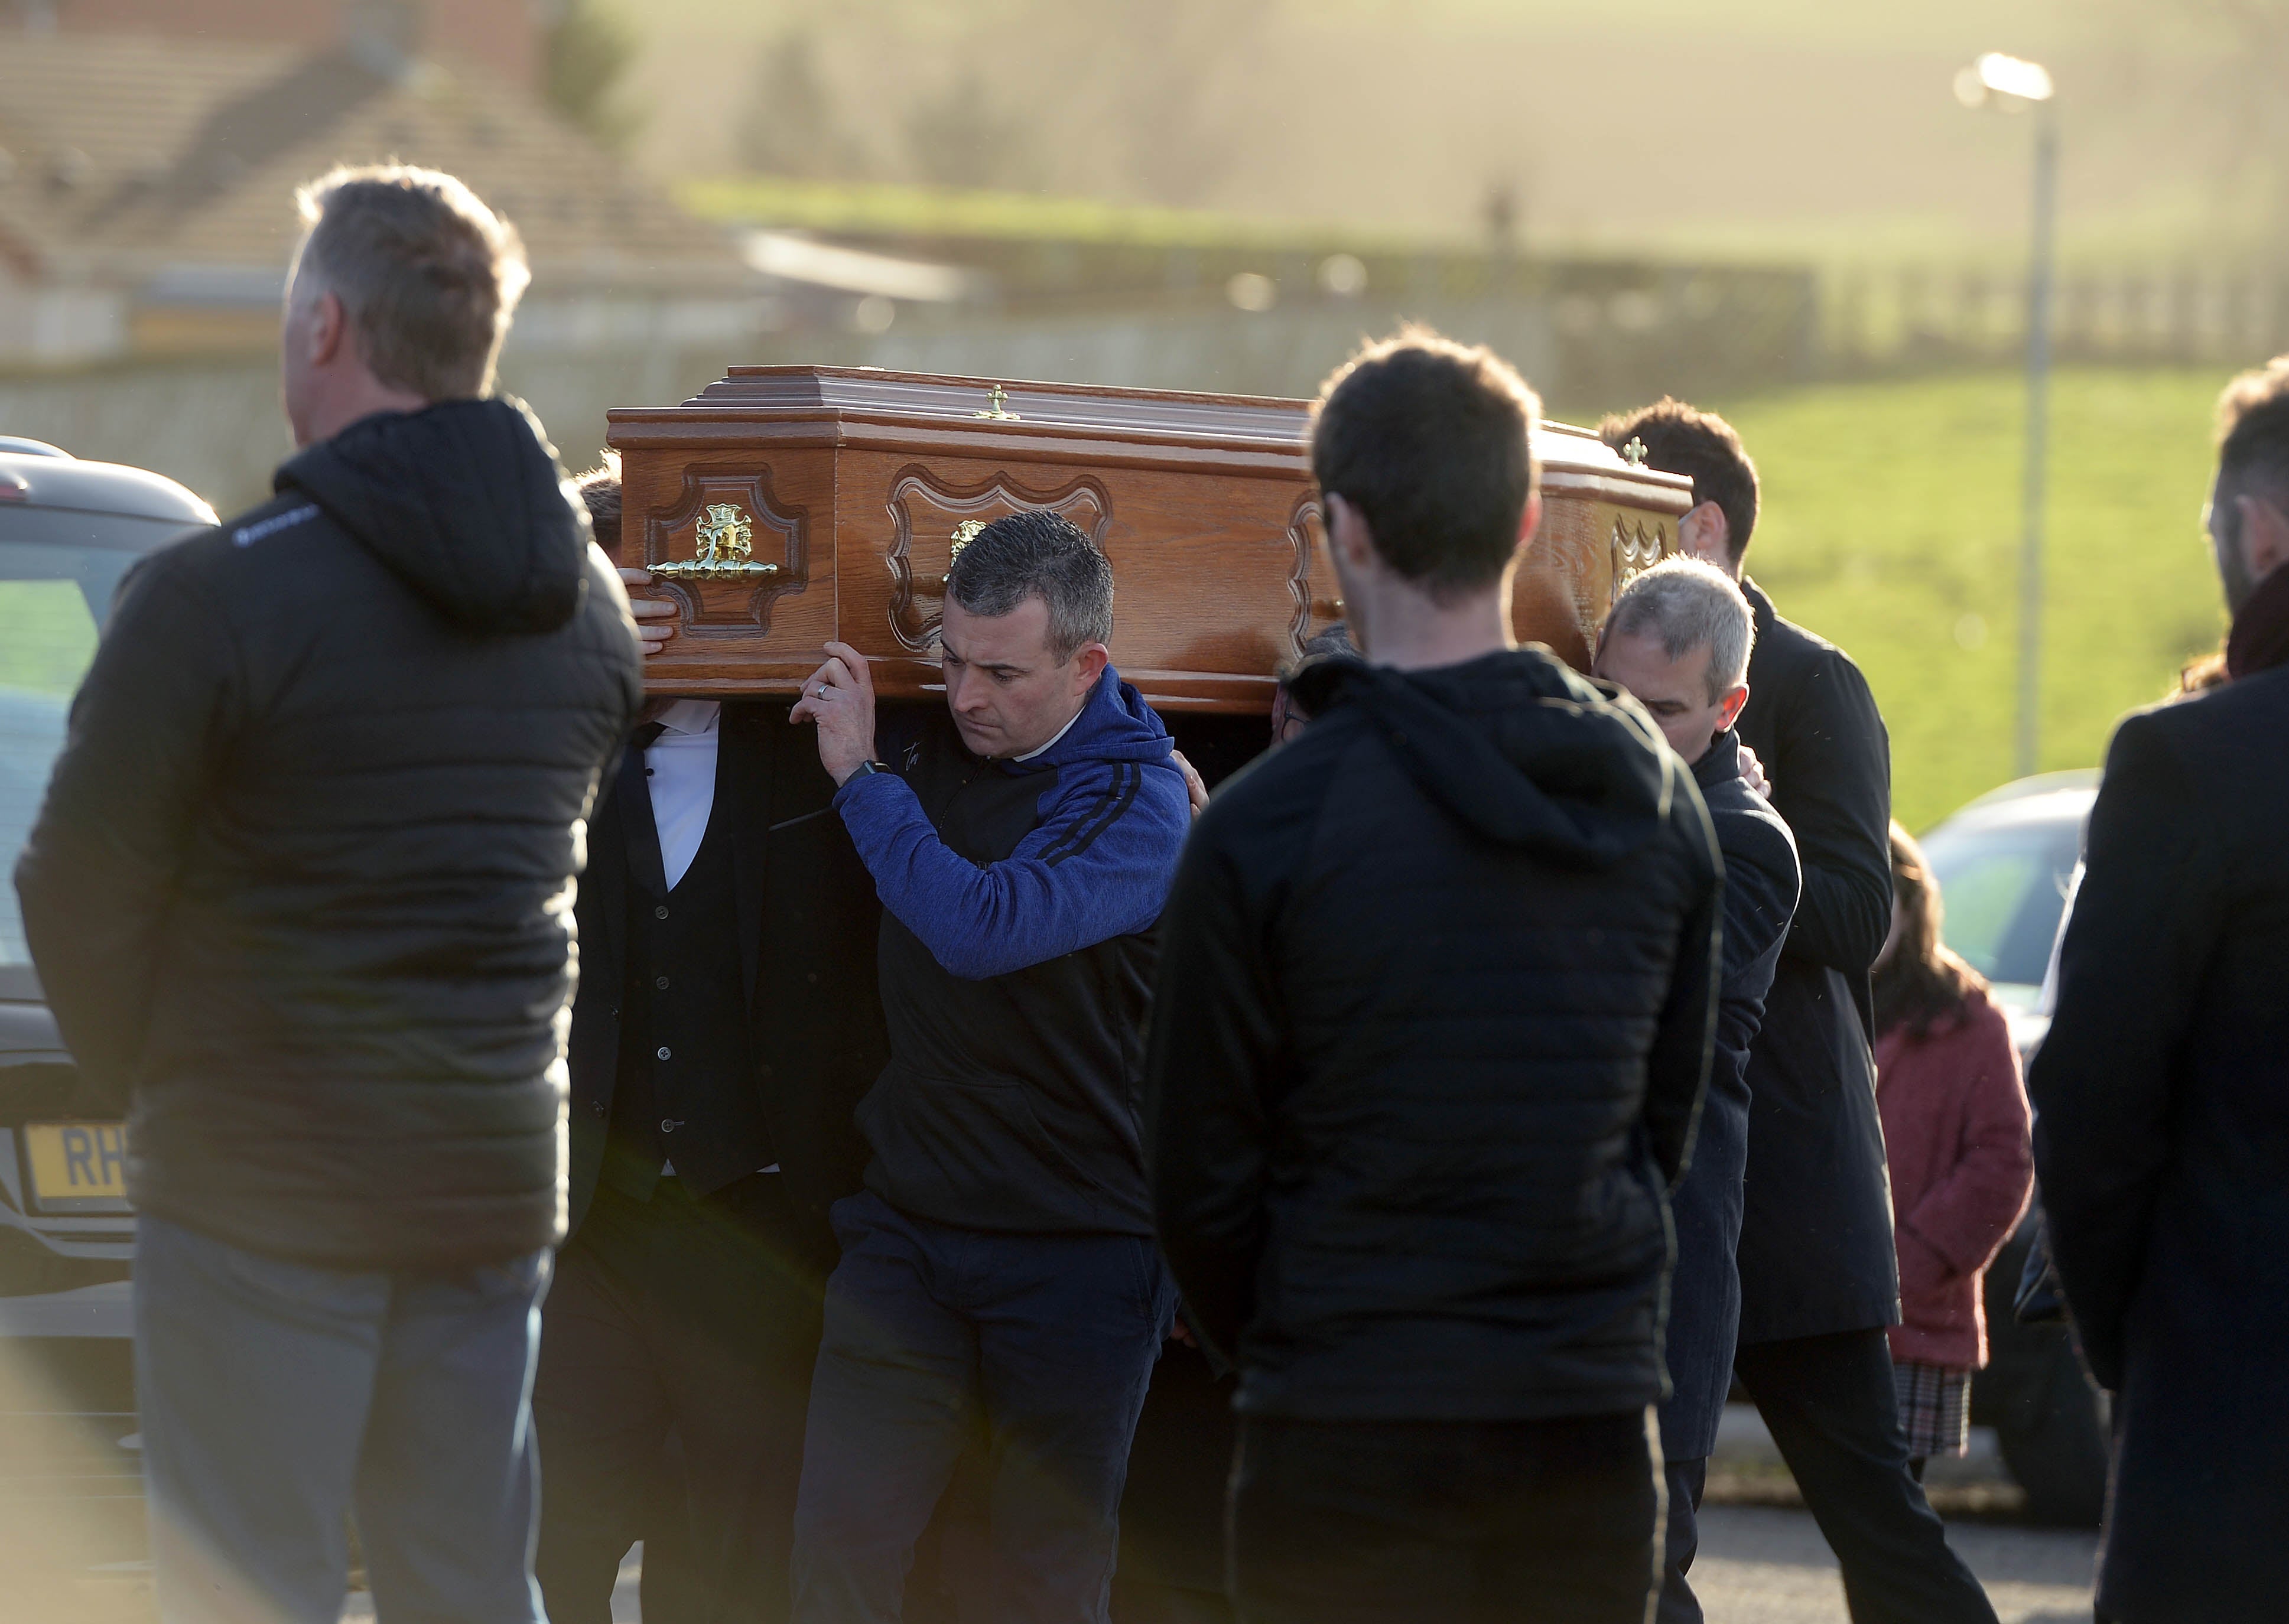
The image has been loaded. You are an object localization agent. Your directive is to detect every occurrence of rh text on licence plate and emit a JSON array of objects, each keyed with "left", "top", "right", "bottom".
[{"left": 23, "top": 1122, "right": 129, "bottom": 1211}]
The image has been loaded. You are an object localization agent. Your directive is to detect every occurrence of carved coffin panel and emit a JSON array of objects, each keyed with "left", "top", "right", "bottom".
[
  {"left": 1284, "top": 496, "right": 1336, "bottom": 653},
  {"left": 886, "top": 469, "right": 1109, "bottom": 652},
  {"left": 1513, "top": 505, "right": 1682, "bottom": 668},
  {"left": 638, "top": 468, "right": 807, "bottom": 640}
]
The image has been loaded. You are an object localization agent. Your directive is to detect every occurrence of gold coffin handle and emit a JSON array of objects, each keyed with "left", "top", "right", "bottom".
[{"left": 652, "top": 501, "right": 779, "bottom": 581}]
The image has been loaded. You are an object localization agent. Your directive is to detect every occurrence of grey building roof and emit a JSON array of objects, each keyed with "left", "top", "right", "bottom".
[{"left": 0, "top": 31, "right": 749, "bottom": 299}]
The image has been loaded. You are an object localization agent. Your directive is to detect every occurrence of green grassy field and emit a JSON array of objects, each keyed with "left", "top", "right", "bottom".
[
  {"left": 0, "top": 581, "right": 97, "bottom": 696},
  {"left": 1692, "top": 366, "right": 2233, "bottom": 831}
]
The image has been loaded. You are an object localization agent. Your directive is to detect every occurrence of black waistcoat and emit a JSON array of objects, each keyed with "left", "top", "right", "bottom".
[{"left": 601, "top": 769, "right": 770, "bottom": 1202}]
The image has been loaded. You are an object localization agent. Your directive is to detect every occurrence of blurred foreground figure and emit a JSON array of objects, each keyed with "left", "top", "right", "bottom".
[
  {"left": 1147, "top": 330, "right": 1722, "bottom": 1624},
  {"left": 1869, "top": 825, "right": 2033, "bottom": 1480},
  {"left": 1607, "top": 401, "right": 1995, "bottom": 1624},
  {"left": 786, "top": 513, "right": 1191, "bottom": 1623},
  {"left": 1591, "top": 558, "right": 1800, "bottom": 1618},
  {"left": 531, "top": 466, "right": 884, "bottom": 1624},
  {"left": 2030, "top": 362, "right": 2289, "bottom": 1623},
  {"left": 13, "top": 167, "right": 642, "bottom": 1622}
]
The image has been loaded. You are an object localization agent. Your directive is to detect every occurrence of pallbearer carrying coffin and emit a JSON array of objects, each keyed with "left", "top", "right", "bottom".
[
  {"left": 785, "top": 512, "right": 1192, "bottom": 1624},
  {"left": 532, "top": 466, "right": 886, "bottom": 1624}
]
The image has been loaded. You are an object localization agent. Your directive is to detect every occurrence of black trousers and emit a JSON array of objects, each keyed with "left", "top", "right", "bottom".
[
  {"left": 1656, "top": 1457, "right": 1708, "bottom": 1624},
  {"left": 1729, "top": 1329, "right": 1998, "bottom": 1624},
  {"left": 1227, "top": 1408, "right": 1663, "bottom": 1624},
  {"left": 534, "top": 1174, "right": 825, "bottom": 1624}
]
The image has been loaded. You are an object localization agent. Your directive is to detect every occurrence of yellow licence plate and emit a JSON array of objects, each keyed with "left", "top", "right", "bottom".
[{"left": 22, "top": 1122, "right": 129, "bottom": 1212}]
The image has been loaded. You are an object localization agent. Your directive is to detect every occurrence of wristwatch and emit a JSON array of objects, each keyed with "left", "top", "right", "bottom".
[{"left": 843, "top": 760, "right": 890, "bottom": 782}]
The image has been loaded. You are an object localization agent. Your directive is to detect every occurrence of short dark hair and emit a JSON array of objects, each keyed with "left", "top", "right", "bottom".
[
  {"left": 573, "top": 453, "right": 620, "bottom": 549},
  {"left": 1600, "top": 398, "right": 1760, "bottom": 562},
  {"left": 1274, "top": 623, "right": 1358, "bottom": 726},
  {"left": 2217, "top": 354, "right": 2289, "bottom": 442},
  {"left": 1290, "top": 621, "right": 1357, "bottom": 669},
  {"left": 947, "top": 509, "right": 1114, "bottom": 661},
  {"left": 2216, "top": 364, "right": 2289, "bottom": 500},
  {"left": 293, "top": 164, "right": 528, "bottom": 400},
  {"left": 1277, "top": 621, "right": 1357, "bottom": 687},
  {"left": 1309, "top": 327, "right": 1541, "bottom": 598}
]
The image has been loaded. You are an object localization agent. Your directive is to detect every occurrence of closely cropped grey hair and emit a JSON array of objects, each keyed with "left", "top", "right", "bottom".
[
  {"left": 1277, "top": 621, "right": 1358, "bottom": 689},
  {"left": 292, "top": 164, "right": 529, "bottom": 401},
  {"left": 946, "top": 510, "right": 1114, "bottom": 661},
  {"left": 1605, "top": 555, "right": 1756, "bottom": 703}
]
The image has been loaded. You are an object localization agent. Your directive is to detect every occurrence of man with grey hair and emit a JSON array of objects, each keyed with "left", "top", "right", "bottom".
[
  {"left": 785, "top": 510, "right": 1192, "bottom": 1622},
  {"left": 1602, "top": 405, "right": 1994, "bottom": 1624},
  {"left": 16, "top": 164, "right": 641, "bottom": 1622},
  {"left": 1598, "top": 556, "right": 1756, "bottom": 758},
  {"left": 1594, "top": 557, "right": 1800, "bottom": 1623}
]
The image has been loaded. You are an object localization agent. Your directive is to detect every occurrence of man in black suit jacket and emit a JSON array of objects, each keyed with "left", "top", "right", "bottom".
[
  {"left": 532, "top": 467, "right": 886, "bottom": 1624},
  {"left": 1593, "top": 558, "right": 1800, "bottom": 1623},
  {"left": 2031, "top": 370, "right": 2289, "bottom": 1623},
  {"left": 1606, "top": 403, "right": 1996, "bottom": 1624}
]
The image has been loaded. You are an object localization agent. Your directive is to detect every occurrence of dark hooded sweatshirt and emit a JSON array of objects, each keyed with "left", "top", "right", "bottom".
[
  {"left": 15, "top": 400, "right": 643, "bottom": 1271},
  {"left": 1145, "top": 649, "right": 1723, "bottom": 1421}
]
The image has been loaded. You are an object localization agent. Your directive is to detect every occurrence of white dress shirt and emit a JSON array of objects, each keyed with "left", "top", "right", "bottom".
[
  {"left": 645, "top": 698, "right": 720, "bottom": 890},
  {"left": 644, "top": 699, "right": 714, "bottom": 1179},
  {"left": 1013, "top": 704, "right": 1084, "bottom": 763}
]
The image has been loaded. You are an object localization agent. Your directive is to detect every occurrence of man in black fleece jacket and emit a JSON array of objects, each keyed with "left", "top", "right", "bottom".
[
  {"left": 15, "top": 167, "right": 641, "bottom": 1624},
  {"left": 1147, "top": 330, "right": 1722, "bottom": 1624}
]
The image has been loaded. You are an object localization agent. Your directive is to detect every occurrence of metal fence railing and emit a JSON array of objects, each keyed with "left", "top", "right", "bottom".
[{"left": 1823, "top": 264, "right": 2289, "bottom": 376}]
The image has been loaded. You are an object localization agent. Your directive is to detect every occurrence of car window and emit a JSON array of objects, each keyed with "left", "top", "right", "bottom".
[
  {"left": 1921, "top": 813, "right": 2086, "bottom": 992},
  {"left": 0, "top": 536, "right": 149, "bottom": 971}
]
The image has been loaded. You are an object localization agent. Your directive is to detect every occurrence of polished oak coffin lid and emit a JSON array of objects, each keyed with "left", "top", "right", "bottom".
[
  {"left": 604, "top": 366, "right": 1694, "bottom": 707},
  {"left": 611, "top": 365, "right": 1695, "bottom": 490}
]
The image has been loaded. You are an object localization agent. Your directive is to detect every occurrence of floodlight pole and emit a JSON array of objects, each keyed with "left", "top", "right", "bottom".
[{"left": 2015, "top": 103, "right": 2057, "bottom": 780}]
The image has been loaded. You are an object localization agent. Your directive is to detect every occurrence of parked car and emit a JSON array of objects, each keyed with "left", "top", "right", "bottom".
[
  {"left": 1919, "top": 770, "right": 2110, "bottom": 1527},
  {"left": 0, "top": 440, "right": 214, "bottom": 1580},
  {"left": 1919, "top": 769, "right": 2098, "bottom": 1059}
]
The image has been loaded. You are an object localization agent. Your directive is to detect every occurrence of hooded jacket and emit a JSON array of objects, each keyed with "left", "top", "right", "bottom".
[
  {"left": 1145, "top": 649, "right": 1722, "bottom": 1421},
  {"left": 16, "top": 399, "right": 643, "bottom": 1271},
  {"left": 833, "top": 668, "right": 1191, "bottom": 1235}
]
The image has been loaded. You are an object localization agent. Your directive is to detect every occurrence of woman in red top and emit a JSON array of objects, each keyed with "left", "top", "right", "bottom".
[{"left": 1872, "top": 822, "right": 2036, "bottom": 1476}]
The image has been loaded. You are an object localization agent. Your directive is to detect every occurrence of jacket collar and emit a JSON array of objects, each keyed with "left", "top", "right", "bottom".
[
  {"left": 997, "top": 665, "right": 1170, "bottom": 775},
  {"left": 2226, "top": 562, "right": 2289, "bottom": 682},
  {"left": 1011, "top": 704, "right": 1084, "bottom": 763},
  {"left": 1691, "top": 728, "right": 1744, "bottom": 793},
  {"left": 1739, "top": 576, "right": 1778, "bottom": 636}
]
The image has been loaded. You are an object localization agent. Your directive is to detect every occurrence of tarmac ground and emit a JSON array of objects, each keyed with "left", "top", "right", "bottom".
[
  {"left": 337, "top": 1405, "right": 2105, "bottom": 1623},
  {"left": 1692, "top": 1503, "right": 2096, "bottom": 1623}
]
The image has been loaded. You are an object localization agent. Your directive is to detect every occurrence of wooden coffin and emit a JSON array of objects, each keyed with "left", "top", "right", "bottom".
[{"left": 604, "top": 366, "right": 1693, "bottom": 710}]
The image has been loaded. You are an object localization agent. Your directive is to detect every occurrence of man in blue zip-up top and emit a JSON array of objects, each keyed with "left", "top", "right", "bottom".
[{"left": 785, "top": 510, "right": 1192, "bottom": 1624}]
